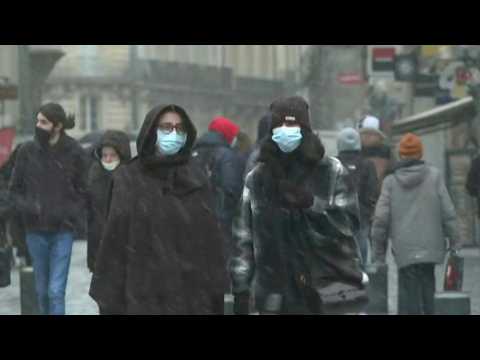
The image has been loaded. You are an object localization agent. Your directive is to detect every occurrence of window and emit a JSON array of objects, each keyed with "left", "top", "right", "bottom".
[{"left": 79, "top": 95, "right": 101, "bottom": 131}]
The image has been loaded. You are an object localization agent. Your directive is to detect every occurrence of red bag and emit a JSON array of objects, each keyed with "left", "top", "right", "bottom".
[{"left": 443, "top": 251, "right": 464, "bottom": 291}]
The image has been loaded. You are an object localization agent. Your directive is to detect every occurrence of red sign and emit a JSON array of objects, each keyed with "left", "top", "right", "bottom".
[
  {"left": 372, "top": 47, "right": 396, "bottom": 61},
  {"left": 0, "top": 85, "right": 18, "bottom": 100},
  {"left": 0, "top": 127, "right": 16, "bottom": 167},
  {"left": 370, "top": 46, "right": 396, "bottom": 73},
  {"left": 337, "top": 73, "right": 365, "bottom": 85}
]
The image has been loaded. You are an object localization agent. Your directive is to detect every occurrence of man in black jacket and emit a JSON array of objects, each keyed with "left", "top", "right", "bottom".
[
  {"left": 9, "top": 103, "right": 88, "bottom": 315},
  {"left": 337, "top": 127, "right": 379, "bottom": 266}
]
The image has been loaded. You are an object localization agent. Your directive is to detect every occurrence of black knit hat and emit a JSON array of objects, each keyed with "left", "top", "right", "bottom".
[
  {"left": 270, "top": 96, "right": 311, "bottom": 131},
  {"left": 38, "top": 103, "right": 76, "bottom": 130}
]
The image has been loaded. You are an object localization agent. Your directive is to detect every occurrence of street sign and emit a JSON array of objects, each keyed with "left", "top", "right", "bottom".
[
  {"left": 337, "top": 72, "right": 365, "bottom": 85},
  {"left": 0, "top": 84, "right": 18, "bottom": 100},
  {"left": 367, "top": 46, "right": 397, "bottom": 77}
]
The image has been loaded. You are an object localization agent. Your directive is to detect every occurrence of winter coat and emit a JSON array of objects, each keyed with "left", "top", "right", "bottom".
[
  {"left": 371, "top": 160, "right": 461, "bottom": 269},
  {"left": 337, "top": 150, "right": 379, "bottom": 224},
  {"left": 0, "top": 144, "right": 27, "bottom": 257},
  {"left": 466, "top": 155, "right": 480, "bottom": 217},
  {"left": 8, "top": 133, "right": 88, "bottom": 234},
  {"left": 360, "top": 128, "right": 393, "bottom": 191},
  {"left": 86, "top": 130, "right": 132, "bottom": 273},
  {"left": 229, "top": 132, "right": 363, "bottom": 314},
  {"left": 89, "top": 104, "right": 227, "bottom": 315},
  {"left": 192, "top": 131, "right": 244, "bottom": 260}
]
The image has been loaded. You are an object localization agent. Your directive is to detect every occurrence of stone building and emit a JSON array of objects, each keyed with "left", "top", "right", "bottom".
[{"left": 42, "top": 45, "right": 304, "bottom": 140}]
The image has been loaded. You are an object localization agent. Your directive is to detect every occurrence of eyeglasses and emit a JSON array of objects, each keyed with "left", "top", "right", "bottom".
[{"left": 158, "top": 123, "right": 186, "bottom": 135}]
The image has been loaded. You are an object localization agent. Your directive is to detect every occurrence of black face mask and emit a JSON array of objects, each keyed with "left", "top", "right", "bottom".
[{"left": 35, "top": 127, "right": 52, "bottom": 147}]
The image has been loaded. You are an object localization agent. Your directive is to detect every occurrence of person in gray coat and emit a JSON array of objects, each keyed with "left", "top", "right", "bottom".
[
  {"left": 337, "top": 127, "right": 379, "bottom": 267},
  {"left": 371, "top": 132, "right": 462, "bottom": 315}
]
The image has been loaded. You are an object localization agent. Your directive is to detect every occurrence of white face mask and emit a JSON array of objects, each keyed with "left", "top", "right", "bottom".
[
  {"left": 231, "top": 136, "right": 238, "bottom": 148},
  {"left": 102, "top": 160, "right": 120, "bottom": 172}
]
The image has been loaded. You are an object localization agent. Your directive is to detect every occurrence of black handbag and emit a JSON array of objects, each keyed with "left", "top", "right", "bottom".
[
  {"left": 307, "top": 230, "right": 369, "bottom": 314},
  {"left": 0, "top": 246, "right": 12, "bottom": 288}
]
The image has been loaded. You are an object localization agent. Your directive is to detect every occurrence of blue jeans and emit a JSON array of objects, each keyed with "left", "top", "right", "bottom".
[{"left": 26, "top": 232, "right": 73, "bottom": 315}]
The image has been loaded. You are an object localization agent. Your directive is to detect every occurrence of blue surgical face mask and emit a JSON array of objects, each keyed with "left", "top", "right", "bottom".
[
  {"left": 272, "top": 126, "right": 303, "bottom": 153},
  {"left": 156, "top": 129, "right": 187, "bottom": 156}
]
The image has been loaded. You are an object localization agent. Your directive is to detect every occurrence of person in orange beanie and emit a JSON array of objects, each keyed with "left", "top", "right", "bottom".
[{"left": 371, "top": 132, "right": 462, "bottom": 314}]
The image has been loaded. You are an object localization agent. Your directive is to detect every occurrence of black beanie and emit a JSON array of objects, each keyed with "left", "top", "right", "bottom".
[
  {"left": 270, "top": 96, "right": 310, "bottom": 131},
  {"left": 38, "top": 103, "right": 76, "bottom": 130}
]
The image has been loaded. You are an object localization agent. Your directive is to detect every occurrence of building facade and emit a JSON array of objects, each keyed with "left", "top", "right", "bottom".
[{"left": 42, "top": 45, "right": 304, "bottom": 140}]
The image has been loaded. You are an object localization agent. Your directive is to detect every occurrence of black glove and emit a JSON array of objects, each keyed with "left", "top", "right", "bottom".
[
  {"left": 278, "top": 180, "right": 314, "bottom": 209},
  {"left": 233, "top": 291, "right": 250, "bottom": 315}
]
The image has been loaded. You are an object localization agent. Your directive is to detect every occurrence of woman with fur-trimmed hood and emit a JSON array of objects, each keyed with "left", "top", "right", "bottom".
[
  {"left": 86, "top": 130, "right": 132, "bottom": 273},
  {"left": 230, "top": 96, "right": 365, "bottom": 315}
]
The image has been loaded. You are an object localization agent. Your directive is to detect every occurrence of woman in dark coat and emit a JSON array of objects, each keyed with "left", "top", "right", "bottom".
[
  {"left": 230, "top": 96, "right": 365, "bottom": 315},
  {"left": 86, "top": 130, "right": 132, "bottom": 273},
  {"left": 89, "top": 104, "right": 227, "bottom": 315}
]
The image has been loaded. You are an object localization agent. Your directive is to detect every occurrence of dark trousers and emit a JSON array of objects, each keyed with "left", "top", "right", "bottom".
[{"left": 398, "top": 263, "right": 435, "bottom": 315}]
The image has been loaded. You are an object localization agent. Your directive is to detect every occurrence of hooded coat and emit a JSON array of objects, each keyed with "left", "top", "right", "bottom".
[
  {"left": 230, "top": 126, "right": 363, "bottom": 314},
  {"left": 371, "top": 160, "right": 461, "bottom": 269},
  {"left": 89, "top": 104, "right": 227, "bottom": 315},
  {"left": 86, "top": 130, "right": 132, "bottom": 273}
]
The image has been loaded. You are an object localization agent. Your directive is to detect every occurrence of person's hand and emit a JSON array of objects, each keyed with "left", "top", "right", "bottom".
[{"left": 233, "top": 291, "right": 250, "bottom": 315}]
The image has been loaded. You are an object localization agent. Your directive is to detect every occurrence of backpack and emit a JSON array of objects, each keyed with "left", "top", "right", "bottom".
[{"left": 343, "top": 159, "right": 362, "bottom": 193}]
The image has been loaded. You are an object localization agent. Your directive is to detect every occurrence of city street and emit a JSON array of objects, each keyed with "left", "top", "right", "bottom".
[
  {"left": 0, "top": 240, "right": 97, "bottom": 315},
  {"left": 1, "top": 240, "right": 480, "bottom": 315}
]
